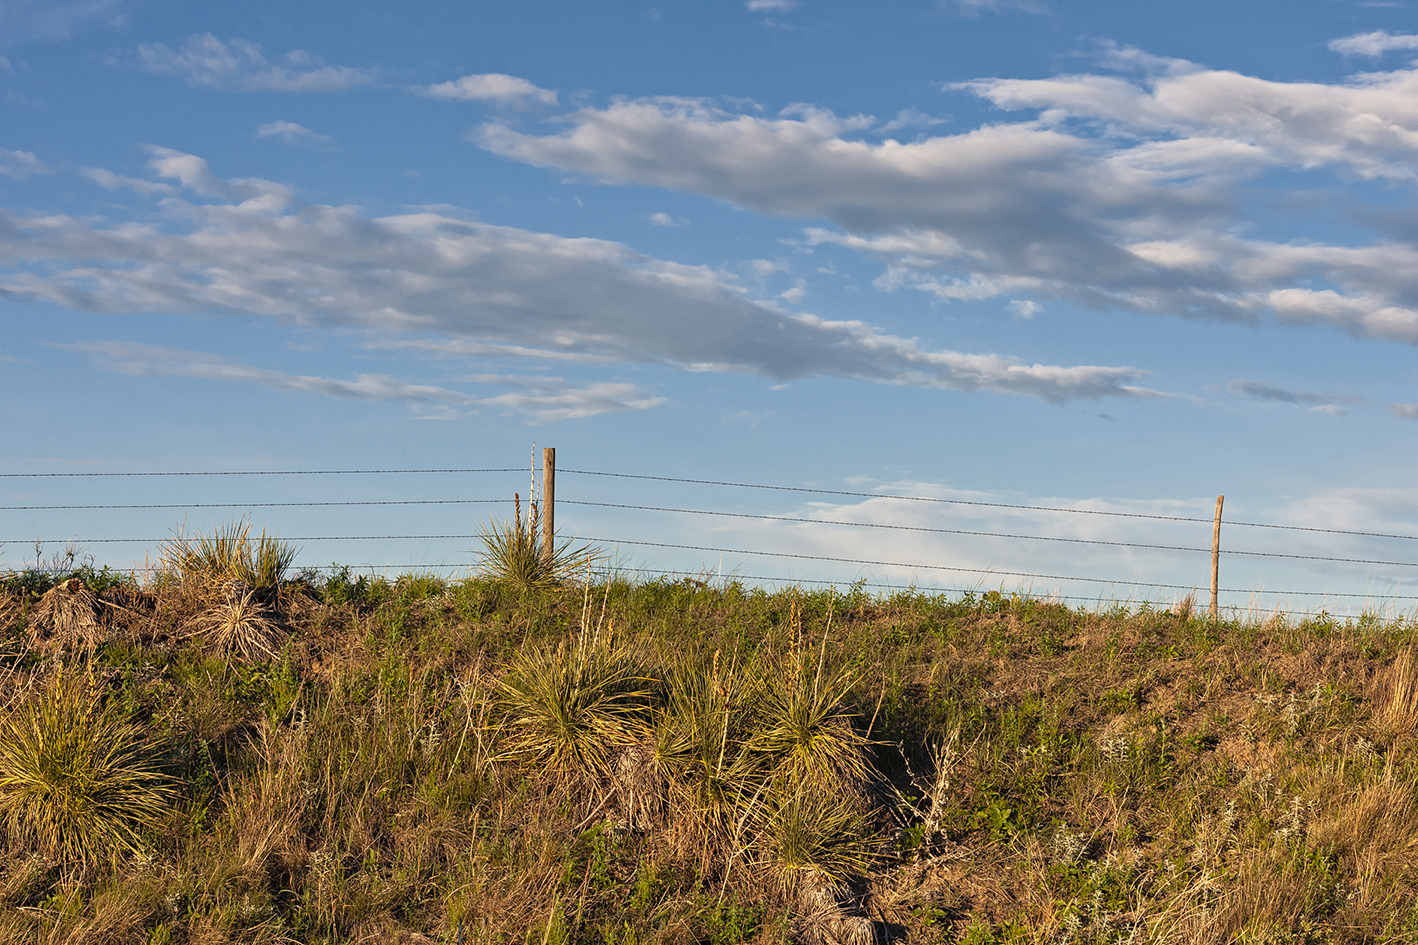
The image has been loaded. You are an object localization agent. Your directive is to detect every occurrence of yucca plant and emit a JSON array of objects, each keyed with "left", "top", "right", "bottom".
[
  {"left": 476, "top": 494, "right": 596, "bottom": 591},
  {"left": 655, "top": 656, "right": 758, "bottom": 808},
  {"left": 160, "top": 519, "right": 296, "bottom": 594},
  {"left": 747, "top": 655, "right": 871, "bottom": 793},
  {"left": 758, "top": 788, "right": 881, "bottom": 897},
  {"left": 0, "top": 667, "right": 177, "bottom": 867},
  {"left": 496, "top": 631, "right": 654, "bottom": 782},
  {"left": 28, "top": 578, "right": 104, "bottom": 654}
]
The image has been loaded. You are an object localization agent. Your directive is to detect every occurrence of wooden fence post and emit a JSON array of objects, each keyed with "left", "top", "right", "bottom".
[
  {"left": 541, "top": 447, "right": 556, "bottom": 569},
  {"left": 1210, "top": 494, "right": 1224, "bottom": 620}
]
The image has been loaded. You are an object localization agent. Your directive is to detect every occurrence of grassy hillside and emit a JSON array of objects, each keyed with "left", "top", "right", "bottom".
[{"left": 1, "top": 547, "right": 1417, "bottom": 944}]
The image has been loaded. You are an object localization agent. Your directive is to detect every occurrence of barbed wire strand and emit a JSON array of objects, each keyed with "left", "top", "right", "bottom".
[
  {"left": 13, "top": 560, "right": 1412, "bottom": 602},
  {"left": 561, "top": 469, "right": 1418, "bottom": 541},
  {"left": 1, "top": 499, "right": 510, "bottom": 511},
  {"left": 5, "top": 530, "right": 1413, "bottom": 570},
  {"left": 6, "top": 463, "right": 1418, "bottom": 542},
  {"left": 563, "top": 500, "right": 1211, "bottom": 553},
  {"left": 0, "top": 468, "right": 523, "bottom": 478},
  {"left": 575, "top": 536, "right": 1418, "bottom": 584}
]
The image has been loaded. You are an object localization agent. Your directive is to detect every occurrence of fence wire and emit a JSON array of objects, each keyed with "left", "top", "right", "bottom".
[{"left": 5, "top": 462, "right": 1418, "bottom": 603}]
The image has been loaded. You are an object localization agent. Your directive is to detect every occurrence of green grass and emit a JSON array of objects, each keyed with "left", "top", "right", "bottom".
[
  {"left": 0, "top": 666, "right": 177, "bottom": 868},
  {"left": 4, "top": 554, "right": 1418, "bottom": 942}
]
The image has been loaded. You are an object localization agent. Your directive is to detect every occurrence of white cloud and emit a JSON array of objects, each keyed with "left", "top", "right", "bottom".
[
  {"left": 0, "top": 0, "right": 125, "bottom": 46},
  {"left": 1329, "top": 30, "right": 1418, "bottom": 57},
  {"left": 136, "top": 34, "right": 374, "bottom": 92},
  {"left": 81, "top": 167, "right": 177, "bottom": 195},
  {"left": 1008, "top": 299, "right": 1041, "bottom": 318},
  {"left": 648, "top": 211, "right": 686, "bottom": 227},
  {"left": 1390, "top": 403, "right": 1418, "bottom": 418},
  {"left": 0, "top": 148, "right": 50, "bottom": 179},
  {"left": 0, "top": 152, "right": 1157, "bottom": 405},
  {"left": 941, "top": 0, "right": 1050, "bottom": 15},
  {"left": 476, "top": 64, "right": 1418, "bottom": 345},
  {"left": 421, "top": 73, "right": 557, "bottom": 106},
  {"left": 877, "top": 108, "right": 950, "bottom": 134},
  {"left": 256, "top": 121, "right": 333, "bottom": 147},
  {"left": 67, "top": 341, "right": 662, "bottom": 422},
  {"left": 746, "top": 0, "right": 798, "bottom": 11}
]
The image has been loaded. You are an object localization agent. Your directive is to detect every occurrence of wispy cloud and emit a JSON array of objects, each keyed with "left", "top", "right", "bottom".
[
  {"left": 877, "top": 108, "right": 950, "bottom": 134},
  {"left": 256, "top": 121, "right": 333, "bottom": 147},
  {"left": 1329, "top": 30, "right": 1418, "bottom": 57},
  {"left": 940, "top": 0, "right": 1050, "bottom": 16},
  {"left": 0, "top": 0, "right": 125, "bottom": 47},
  {"left": 0, "top": 148, "right": 51, "bottom": 179},
  {"left": 420, "top": 73, "right": 557, "bottom": 106},
  {"left": 746, "top": 0, "right": 798, "bottom": 12},
  {"left": 136, "top": 34, "right": 375, "bottom": 92},
  {"left": 649, "top": 211, "right": 686, "bottom": 227},
  {"left": 0, "top": 151, "right": 1159, "bottom": 405},
  {"left": 80, "top": 167, "right": 177, "bottom": 195},
  {"left": 1226, "top": 379, "right": 1366, "bottom": 406},
  {"left": 66, "top": 342, "right": 664, "bottom": 422}
]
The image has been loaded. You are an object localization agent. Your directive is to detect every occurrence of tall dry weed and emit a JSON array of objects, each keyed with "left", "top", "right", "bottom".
[{"left": 1378, "top": 647, "right": 1418, "bottom": 737}]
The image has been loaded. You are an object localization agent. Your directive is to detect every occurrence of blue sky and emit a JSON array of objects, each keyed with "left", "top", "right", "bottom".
[{"left": 5, "top": 0, "right": 1418, "bottom": 612}]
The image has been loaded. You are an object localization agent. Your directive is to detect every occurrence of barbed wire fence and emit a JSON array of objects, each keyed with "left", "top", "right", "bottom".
[{"left": 4, "top": 454, "right": 1418, "bottom": 615}]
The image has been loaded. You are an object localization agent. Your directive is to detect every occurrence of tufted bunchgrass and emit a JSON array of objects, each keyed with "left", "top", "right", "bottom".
[
  {"left": 495, "top": 631, "right": 653, "bottom": 782},
  {"left": 0, "top": 667, "right": 177, "bottom": 868}
]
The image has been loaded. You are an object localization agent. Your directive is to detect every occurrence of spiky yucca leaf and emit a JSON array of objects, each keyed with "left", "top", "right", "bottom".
[
  {"left": 496, "top": 636, "right": 653, "bottom": 780},
  {"left": 160, "top": 519, "right": 295, "bottom": 593},
  {"left": 747, "top": 660, "right": 871, "bottom": 792},
  {"left": 0, "top": 669, "right": 177, "bottom": 866},
  {"left": 759, "top": 789, "right": 881, "bottom": 897},
  {"left": 654, "top": 661, "right": 758, "bottom": 810}
]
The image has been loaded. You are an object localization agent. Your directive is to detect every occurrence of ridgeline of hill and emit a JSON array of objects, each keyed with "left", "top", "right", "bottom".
[{"left": 1, "top": 557, "right": 1417, "bottom": 944}]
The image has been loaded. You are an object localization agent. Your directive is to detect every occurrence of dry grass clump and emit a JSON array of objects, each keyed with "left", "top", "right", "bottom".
[
  {"left": 1377, "top": 645, "right": 1418, "bottom": 738},
  {"left": 0, "top": 589, "right": 19, "bottom": 632},
  {"left": 195, "top": 587, "right": 286, "bottom": 662},
  {"left": 28, "top": 578, "right": 105, "bottom": 655},
  {"left": 0, "top": 668, "right": 176, "bottom": 867}
]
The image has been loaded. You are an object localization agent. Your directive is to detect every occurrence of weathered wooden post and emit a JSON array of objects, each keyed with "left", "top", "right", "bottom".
[
  {"left": 1210, "top": 494, "right": 1224, "bottom": 620},
  {"left": 541, "top": 447, "right": 555, "bottom": 570}
]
